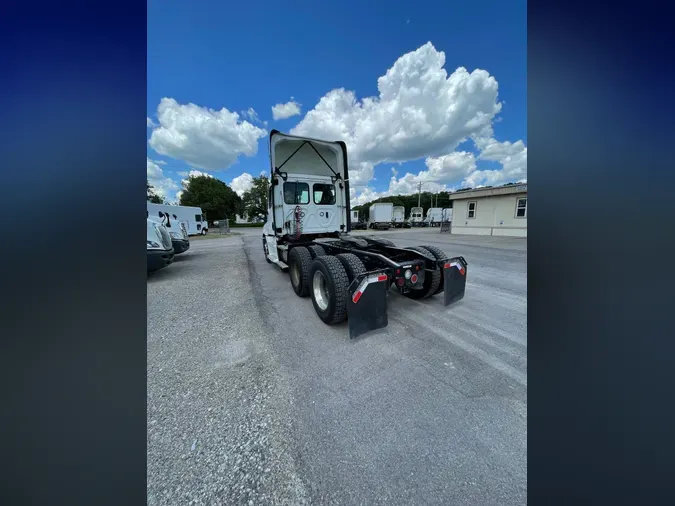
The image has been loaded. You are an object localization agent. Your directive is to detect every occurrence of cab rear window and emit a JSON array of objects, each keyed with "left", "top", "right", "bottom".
[
  {"left": 313, "top": 183, "right": 336, "bottom": 205},
  {"left": 283, "top": 182, "right": 310, "bottom": 205}
]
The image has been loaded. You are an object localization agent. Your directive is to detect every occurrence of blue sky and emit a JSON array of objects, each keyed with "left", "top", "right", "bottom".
[{"left": 147, "top": 0, "right": 527, "bottom": 205}]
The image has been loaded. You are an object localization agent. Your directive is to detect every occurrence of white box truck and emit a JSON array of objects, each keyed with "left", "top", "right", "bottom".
[
  {"left": 392, "top": 206, "right": 405, "bottom": 228},
  {"left": 147, "top": 202, "right": 209, "bottom": 236},
  {"left": 368, "top": 203, "right": 393, "bottom": 230},
  {"left": 424, "top": 208, "right": 444, "bottom": 227},
  {"left": 409, "top": 206, "right": 424, "bottom": 227}
]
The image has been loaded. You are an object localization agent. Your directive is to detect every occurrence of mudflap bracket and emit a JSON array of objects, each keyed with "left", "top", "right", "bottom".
[
  {"left": 439, "top": 256, "right": 468, "bottom": 306},
  {"left": 347, "top": 270, "right": 389, "bottom": 339}
]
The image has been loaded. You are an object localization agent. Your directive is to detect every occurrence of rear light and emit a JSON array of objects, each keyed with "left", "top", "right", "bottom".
[
  {"left": 415, "top": 265, "right": 420, "bottom": 271},
  {"left": 396, "top": 278, "right": 405, "bottom": 286},
  {"left": 411, "top": 274, "right": 418, "bottom": 284},
  {"left": 404, "top": 269, "right": 412, "bottom": 280},
  {"left": 377, "top": 274, "right": 388, "bottom": 282},
  {"left": 396, "top": 268, "right": 400, "bottom": 275}
]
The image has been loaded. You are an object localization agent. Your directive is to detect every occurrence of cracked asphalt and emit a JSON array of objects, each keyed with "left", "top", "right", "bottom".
[{"left": 147, "top": 228, "right": 527, "bottom": 505}]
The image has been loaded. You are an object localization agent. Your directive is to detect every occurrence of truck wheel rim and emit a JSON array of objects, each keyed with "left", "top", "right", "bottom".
[
  {"left": 312, "top": 271, "right": 329, "bottom": 311},
  {"left": 291, "top": 263, "right": 300, "bottom": 286}
]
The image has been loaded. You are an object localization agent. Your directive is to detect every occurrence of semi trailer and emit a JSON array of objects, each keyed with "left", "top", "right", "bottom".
[{"left": 261, "top": 130, "right": 468, "bottom": 339}]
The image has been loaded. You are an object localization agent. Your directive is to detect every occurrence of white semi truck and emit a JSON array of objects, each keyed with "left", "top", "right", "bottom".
[
  {"left": 147, "top": 202, "right": 209, "bottom": 236},
  {"left": 261, "top": 130, "right": 468, "bottom": 339},
  {"left": 409, "top": 207, "right": 424, "bottom": 227},
  {"left": 147, "top": 218, "right": 174, "bottom": 272},
  {"left": 351, "top": 209, "right": 367, "bottom": 230}
]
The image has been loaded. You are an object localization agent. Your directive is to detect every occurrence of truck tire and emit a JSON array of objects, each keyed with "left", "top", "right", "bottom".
[
  {"left": 288, "top": 246, "right": 313, "bottom": 297},
  {"left": 308, "top": 244, "right": 326, "bottom": 259},
  {"left": 309, "top": 255, "right": 350, "bottom": 324},
  {"left": 262, "top": 237, "right": 272, "bottom": 264},
  {"left": 377, "top": 239, "right": 395, "bottom": 247},
  {"left": 335, "top": 253, "right": 366, "bottom": 284},
  {"left": 404, "top": 246, "right": 441, "bottom": 299},
  {"left": 421, "top": 245, "right": 449, "bottom": 295}
]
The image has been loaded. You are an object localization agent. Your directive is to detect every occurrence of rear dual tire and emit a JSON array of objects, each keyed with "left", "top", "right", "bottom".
[
  {"left": 309, "top": 255, "right": 350, "bottom": 324},
  {"left": 288, "top": 246, "right": 313, "bottom": 297}
]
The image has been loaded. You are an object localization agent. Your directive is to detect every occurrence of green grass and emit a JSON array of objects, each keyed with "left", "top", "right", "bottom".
[{"left": 190, "top": 232, "right": 240, "bottom": 240}]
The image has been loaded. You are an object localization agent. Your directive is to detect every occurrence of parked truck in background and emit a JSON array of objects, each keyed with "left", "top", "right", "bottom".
[
  {"left": 147, "top": 218, "right": 175, "bottom": 273},
  {"left": 147, "top": 202, "right": 209, "bottom": 236},
  {"left": 149, "top": 211, "right": 190, "bottom": 254},
  {"left": 368, "top": 203, "right": 394, "bottom": 230},
  {"left": 351, "top": 209, "right": 367, "bottom": 230},
  {"left": 392, "top": 206, "right": 406, "bottom": 228},
  {"left": 409, "top": 206, "right": 424, "bottom": 227},
  {"left": 424, "top": 207, "right": 444, "bottom": 227},
  {"left": 442, "top": 208, "right": 453, "bottom": 222}
]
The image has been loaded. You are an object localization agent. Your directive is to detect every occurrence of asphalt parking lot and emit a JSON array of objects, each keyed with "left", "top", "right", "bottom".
[{"left": 147, "top": 227, "right": 527, "bottom": 506}]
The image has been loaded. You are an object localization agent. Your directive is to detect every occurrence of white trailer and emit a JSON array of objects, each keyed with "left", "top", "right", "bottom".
[
  {"left": 147, "top": 203, "right": 209, "bottom": 236},
  {"left": 409, "top": 206, "right": 424, "bottom": 227},
  {"left": 424, "top": 207, "right": 444, "bottom": 227},
  {"left": 392, "top": 206, "right": 405, "bottom": 228},
  {"left": 442, "top": 208, "right": 453, "bottom": 222},
  {"left": 368, "top": 203, "right": 393, "bottom": 230}
]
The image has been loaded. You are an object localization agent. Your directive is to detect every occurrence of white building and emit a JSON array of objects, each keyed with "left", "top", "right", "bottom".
[{"left": 448, "top": 184, "right": 527, "bottom": 237}]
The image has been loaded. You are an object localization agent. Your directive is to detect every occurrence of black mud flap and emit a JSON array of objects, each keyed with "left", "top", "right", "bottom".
[
  {"left": 347, "top": 271, "right": 389, "bottom": 339},
  {"left": 440, "top": 256, "right": 468, "bottom": 306}
]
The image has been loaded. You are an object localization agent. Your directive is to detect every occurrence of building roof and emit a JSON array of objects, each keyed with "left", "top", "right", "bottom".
[{"left": 447, "top": 183, "right": 527, "bottom": 201}]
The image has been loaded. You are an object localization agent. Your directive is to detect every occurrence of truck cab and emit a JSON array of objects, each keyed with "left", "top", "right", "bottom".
[
  {"left": 409, "top": 207, "right": 424, "bottom": 227},
  {"left": 147, "top": 218, "right": 174, "bottom": 272},
  {"left": 149, "top": 211, "right": 190, "bottom": 254},
  {"left": 263, "top": 130, "right": 350, "bottom": 261}
]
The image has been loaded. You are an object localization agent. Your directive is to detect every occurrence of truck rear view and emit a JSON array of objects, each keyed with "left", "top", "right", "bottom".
[
  {"left": 368, "top": 203, "right": 393, "bottom": 230},
  {"left": 261, "top": 130, "right": 468, "bottom": 339}
]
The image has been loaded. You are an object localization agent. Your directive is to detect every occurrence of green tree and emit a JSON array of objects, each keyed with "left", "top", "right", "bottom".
[
  {"left": 241, "top": 175, "right": 269, "bottom": 222},
  {"left": 147, "top": 181, "right": 164, "bottom": 204},
  {"left": 179, "top": 175, "right": 241, "bottom": 221}
]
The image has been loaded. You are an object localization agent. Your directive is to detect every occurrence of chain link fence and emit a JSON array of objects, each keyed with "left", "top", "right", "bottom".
[{"left": 213, "top": 218, "right": 231, "bottom": 234}]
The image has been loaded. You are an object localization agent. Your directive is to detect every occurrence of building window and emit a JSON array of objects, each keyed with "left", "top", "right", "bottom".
[
  {"left": 467, "top": 201, "right": 477, "bottom": 219},
  {"left": 283, "top": 182, "right": 310, "bottom": 205},
  {"left": 313, "top": 183, "right": 336, "bottom": 205},
  {"left": 515, "top": 197, "right": 527, "bottom": 218}
]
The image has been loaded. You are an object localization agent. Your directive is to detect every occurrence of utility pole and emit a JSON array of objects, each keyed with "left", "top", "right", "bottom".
[{"left": 417, "top": 182, "right": 423, "bottom": 207}]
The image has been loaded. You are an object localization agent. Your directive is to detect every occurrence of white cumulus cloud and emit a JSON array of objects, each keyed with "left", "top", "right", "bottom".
[
  {"left": 290, "top": 42, "right": 503, "bottom": 189},
  {"left": 272, "top": 98, "right": 302, "bottom": 120},
  {"left": 230, "top": 172, "right": 255, "bottom": 197},
  {"left": 147, "top": 157, "right": 179, "bottom": 200},
  {"left": 180, "top": 170, "right": 215, "bottom": 187},
  {"left": 461, "top": 137, "right": 527, "bottom": 187},
  {"left": 147, "top": 117, "right": 156, "bottom": 128},
  {"left": 148, "top": 98, "right": 267, "bottom": 171}
]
